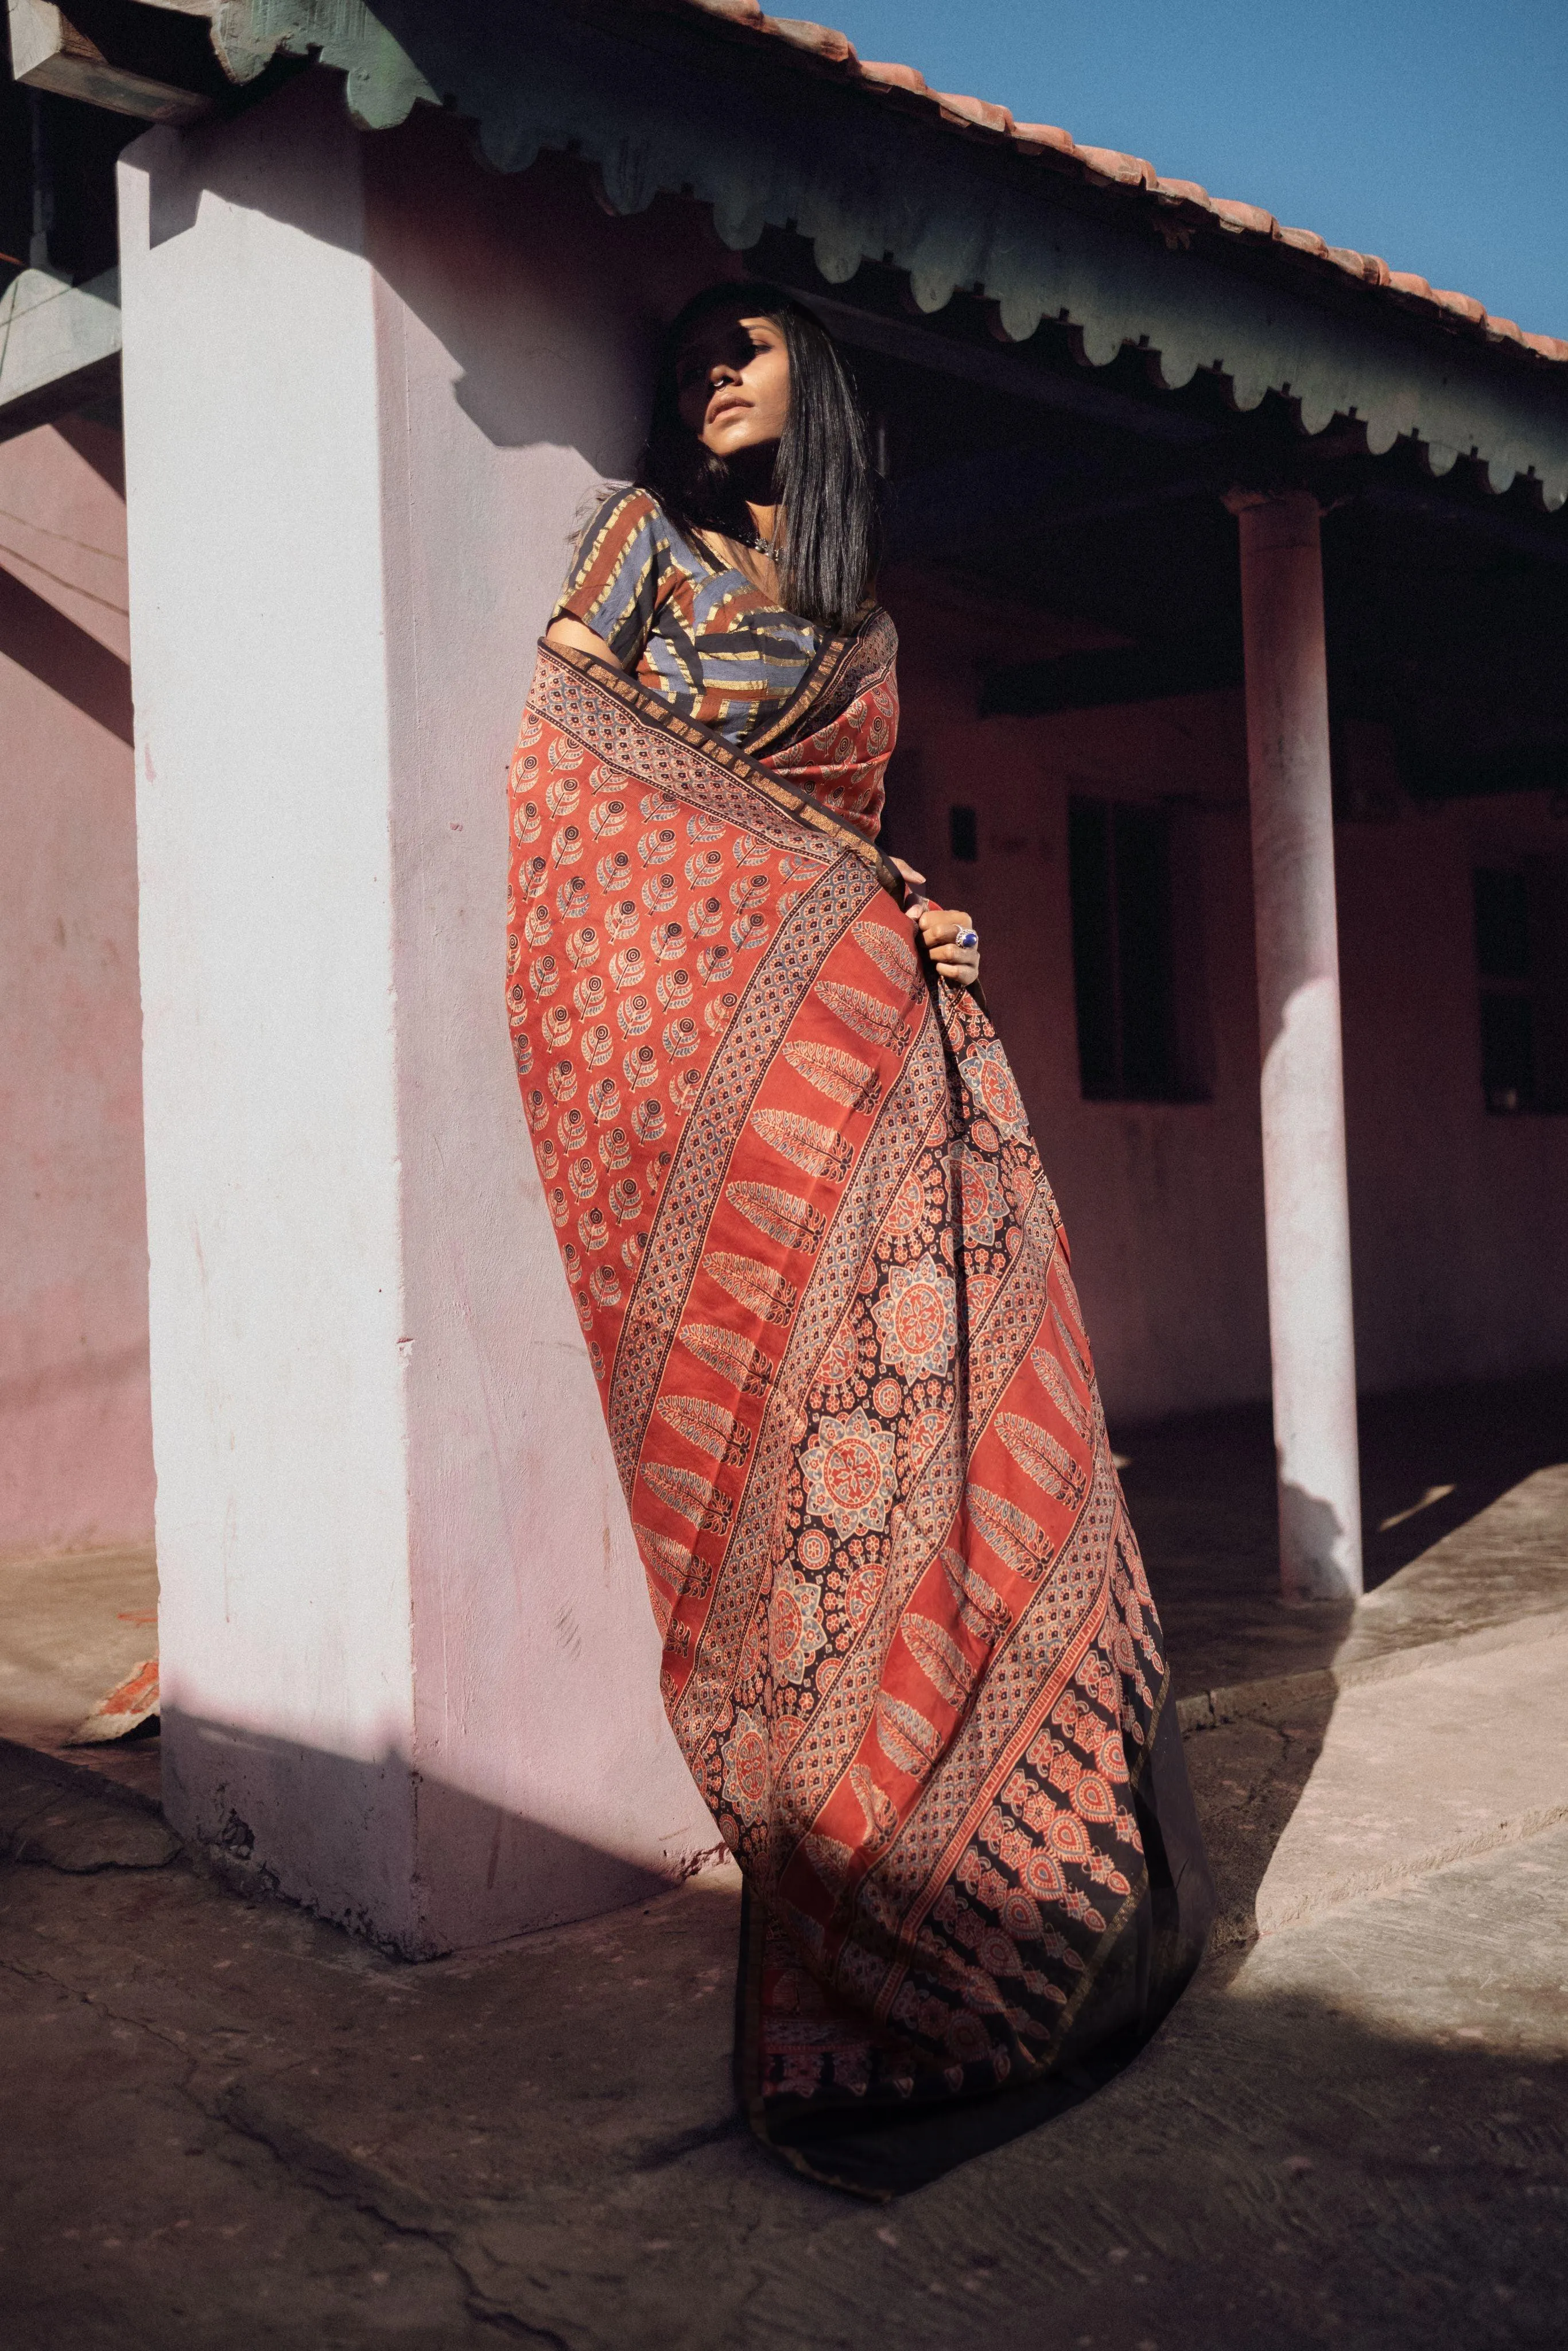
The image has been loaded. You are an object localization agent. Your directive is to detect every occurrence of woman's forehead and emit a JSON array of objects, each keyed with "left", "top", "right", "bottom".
[{"left": 675, "top": 309, "right": 779, "bottom": 358}]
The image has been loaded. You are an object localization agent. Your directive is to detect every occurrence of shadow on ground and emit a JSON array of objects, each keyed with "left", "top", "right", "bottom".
[
  {"left": 0, "top": 1773, "right": 1562, "bottom": 2351},
  {"left": 1117, "top": 1365, "right": 1568, "bottom": 1697}
]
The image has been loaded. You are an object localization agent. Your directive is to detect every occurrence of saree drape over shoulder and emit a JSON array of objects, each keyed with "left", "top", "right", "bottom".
[{"left": 505, "top": 618, "right": 1212, "bottom": 2197}]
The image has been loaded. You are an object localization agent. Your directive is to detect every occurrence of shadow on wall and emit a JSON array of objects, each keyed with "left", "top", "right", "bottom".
[
  {"left": 141, "top": 75, "right": 732, "bottom": 471},
  {"left": 0, "top": 560, "right": 133, "bottom": 742},
  {"left": 161, "top": 1708, "right": 725, "bottom": 1961}
]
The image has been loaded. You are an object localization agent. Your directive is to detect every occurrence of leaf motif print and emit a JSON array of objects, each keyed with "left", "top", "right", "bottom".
[
  {"left": 1055, "top": 1258, "right": 1089, "bottom": 1343},
  {"left": 815, "top": 980, "right": 911, "bottom": 1055},
  {"left": 752, "top": 1107, "right": 853, "bottom": 1184},
  {"left": 851, "top": 918, "right": 918, "bottom": 992},
  {"left": 635, "top": 1521, "right": 693, "bottom": 1589},
  {"left": 875, "top": 1691, "right": 942, "bottom": 1778},
  {"left": 799, "top": 1830, "right": 856, "bottom": 1892},
  {"left": 901, "top": 1611, "right": 977, "bottom": 1708},
  {"left": 725, "top": 1180, "right": 825, "bottom": 1256},
  {"left": 968, "top": 1484, "right": 1055, "bottom": 1581},
  {"left": 703, "top": 1251, "right": 797, "bottom": 1326},
  {"left": 642, "top": 1460, "right": 732, "bottom": 1535},
  {"left": 940, "top": 1546, "right": 1012, "bottom": 1641},
  {"left": 645, "top": 1579, "right": 674, "bottom": 1636},
  {"left": 850, "top": 1762, "right": 899, "bottom": 1846},
  {"left": 781, "top": 1039, "right": 883, "bottom": 1115},
  {"left": 655, "top": 1392, "right": 749, "bottom": 1465},
  {"left": 1031, "top": 1346, "right": 1090, "bottom": 1439},
  {"left": 677, "top": 1321, "right": 774, "bottom": 1397},
  {"left": 1050, "top": 1302, "right": 1092, "bottom": 1389},
  {"left": 995, "top": 1412, "right": 1087, "bottom": 1509}
]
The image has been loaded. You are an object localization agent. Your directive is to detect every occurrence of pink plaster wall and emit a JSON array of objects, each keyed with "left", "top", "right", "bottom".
[
  {"left": 0, "top": 417, "right": 154, "bottom": 1555},
  {"left": 1338, "top": 789, "right": 1568, "bottom": 1387},
  {"left": 883, "top": 583, "right": 1568, "bottom": 1423}
]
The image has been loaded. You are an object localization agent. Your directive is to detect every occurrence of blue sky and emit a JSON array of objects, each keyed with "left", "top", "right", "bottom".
[{"left": 818, "top": 2, "right": 1568, "bottom": 338}]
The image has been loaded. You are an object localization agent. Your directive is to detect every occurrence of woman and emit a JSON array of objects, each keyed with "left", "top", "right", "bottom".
[{"left": 507, "top": 283, "right": 1212, "bottom": 2197}]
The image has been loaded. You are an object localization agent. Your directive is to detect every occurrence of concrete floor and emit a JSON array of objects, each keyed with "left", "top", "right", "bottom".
[
  {"left": 0, "top": 1370, "right": 1565, "bottom": 2346},
  {"left": 1, "top": 1740, "right": 1563, "bottom": 2349}
]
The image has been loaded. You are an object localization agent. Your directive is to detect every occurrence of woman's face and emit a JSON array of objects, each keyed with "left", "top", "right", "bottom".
[{"left": 674, "top": 311, "right": 791, "bottom": 459}]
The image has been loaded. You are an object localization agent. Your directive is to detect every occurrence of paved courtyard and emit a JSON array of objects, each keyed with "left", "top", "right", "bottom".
[{"left": 1, "top": 1370, "right": 1564, "bottom": 2348}]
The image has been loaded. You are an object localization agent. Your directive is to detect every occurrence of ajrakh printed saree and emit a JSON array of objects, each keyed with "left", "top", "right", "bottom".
[{"left": 506, "top": 619, "right": 1213, "bottom": 2197}]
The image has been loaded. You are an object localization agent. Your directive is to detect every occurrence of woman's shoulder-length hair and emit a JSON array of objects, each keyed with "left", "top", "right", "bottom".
[{"left": 635, "top": 280, "right": 879, "bottom": 635}]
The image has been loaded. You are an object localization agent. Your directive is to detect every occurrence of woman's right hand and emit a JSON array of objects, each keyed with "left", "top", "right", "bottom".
[{"left": 890, "top": 859, "right": 980, "bottom": 990}]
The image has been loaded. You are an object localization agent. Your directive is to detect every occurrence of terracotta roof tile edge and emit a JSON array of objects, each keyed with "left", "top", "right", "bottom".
[
  {"left": 667, "top": 0, "right": 1565, "bottom": 359},
  {"left": 760, "top": 14, "right": 858, "bottom": 64}
]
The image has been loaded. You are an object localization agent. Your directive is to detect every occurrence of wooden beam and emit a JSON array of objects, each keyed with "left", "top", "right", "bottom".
[{"left": 7, "top": 1, "right": 213, "bottom": 123}]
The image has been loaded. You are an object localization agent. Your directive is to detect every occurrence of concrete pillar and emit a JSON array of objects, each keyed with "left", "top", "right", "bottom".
[
  {"left": 117, "top": 77, "right": 718, "bottom": 1952},
  {"left": 1234, "top": 491, "right": 1364, "bottom": 1604}
]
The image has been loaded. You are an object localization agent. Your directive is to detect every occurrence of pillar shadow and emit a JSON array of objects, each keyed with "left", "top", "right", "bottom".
[
  {"left": 1117, "top": 1364, "right": 1568, "bottom": 1961},
  {"left": 0, "top": 560, "right": 133, "bottom": 742},
  {"left": 157, "top": 1707, "right": 715, "bottom": 1961}
]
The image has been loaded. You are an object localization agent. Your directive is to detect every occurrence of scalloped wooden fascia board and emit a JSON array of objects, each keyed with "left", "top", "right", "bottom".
[{"left": 142, "top": 0, "right": 1568, "bottom": 507}]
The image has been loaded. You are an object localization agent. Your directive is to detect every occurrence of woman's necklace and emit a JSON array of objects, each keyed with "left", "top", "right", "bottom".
[{"left": 731, "top": 518, "right": 782, "bottom": 562}]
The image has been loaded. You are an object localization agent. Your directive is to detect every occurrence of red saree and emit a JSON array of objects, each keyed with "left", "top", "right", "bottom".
[{"left": 506, "top": 620, "right": 1212, "bottom": 2196}]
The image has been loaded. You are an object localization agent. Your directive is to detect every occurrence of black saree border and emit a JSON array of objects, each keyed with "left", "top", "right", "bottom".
[{"left": 735, "top": 1654, "right": 1193, "bottom": 2203}]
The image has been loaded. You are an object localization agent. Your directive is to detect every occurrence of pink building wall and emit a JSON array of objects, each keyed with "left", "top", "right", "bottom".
[
  {"left": 0, "top": 415, "right": 154, "bottom": 1556},
  {"left": 887, "top": 585, "right": 1568, "bottom": 1423}
]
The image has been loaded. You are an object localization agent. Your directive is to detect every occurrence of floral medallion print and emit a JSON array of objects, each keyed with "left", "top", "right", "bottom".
[
  {"left": 801, "top": 1407, "right": 899, "bottom": 1538},
  {"left": 871, "top": 1253, "right": 958, "bottom": 1382}
]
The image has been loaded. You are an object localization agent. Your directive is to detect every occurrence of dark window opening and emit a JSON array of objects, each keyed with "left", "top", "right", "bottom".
[
  {"left": 1070, "top": 797, "right": 1205, "bottom": 1104},
  {"left": 949, "top": 804, "right": 978, "bottom": 863},
  {"left": 1473, "top": 864, "right": 1568, "bottom": 1114}
]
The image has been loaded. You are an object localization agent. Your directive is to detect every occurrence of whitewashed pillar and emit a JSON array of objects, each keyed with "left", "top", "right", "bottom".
[
  {"left": 117, "top": 75, "right": 716, "bottom": 1951},
  {"left": 1233, "top": 490, "right": 1364, "bottom": 1604}
]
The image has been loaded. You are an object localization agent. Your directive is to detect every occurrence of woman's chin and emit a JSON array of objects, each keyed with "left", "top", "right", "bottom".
[{"left": 704, "top": 427, "right": 772, "bottom": 460}]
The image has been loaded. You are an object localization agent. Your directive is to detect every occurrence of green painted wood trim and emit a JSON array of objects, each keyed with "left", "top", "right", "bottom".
[{"left": 143, "top": 0, "right": 1568, "bottom": 507}]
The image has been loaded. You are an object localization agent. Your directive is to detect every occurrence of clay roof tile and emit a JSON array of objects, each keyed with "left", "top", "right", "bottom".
[
  {"left": 1212, "top": 197, "right": 1279, "bottom": 236},
  {"left": 1013, "top": 122, "right": 1076, "bottom": 154},
  {"left": 931, "top": 90, "right": 1015, "bottom": 134},
  {"left": 665, "top": 0, "right": 1565, "bottom": 363},
  {"left": 1073, "top": 144, "right": 1157, "bottom": 187},
  {"left": 761, "top": 15, "right": 857, "bottom": 63},
  {"left": 858, "top": 58, "right": 927, "bottom": 94},
  {"left": 1328, "top": 247, "right": 1391, "bottom": 286}
]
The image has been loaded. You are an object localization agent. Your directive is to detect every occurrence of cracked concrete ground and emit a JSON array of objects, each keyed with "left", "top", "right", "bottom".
[
  {"left": 2, "top": 1373, "right": 1563, "bottom": 2346},
  {"left": 2, "top": 1698, "right": 1565, "bottom": 2349}
]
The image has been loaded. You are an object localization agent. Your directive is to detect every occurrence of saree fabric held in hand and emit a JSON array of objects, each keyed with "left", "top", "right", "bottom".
[{"left": 505, "top": 620, "right": 1213, "bottom": 2197}]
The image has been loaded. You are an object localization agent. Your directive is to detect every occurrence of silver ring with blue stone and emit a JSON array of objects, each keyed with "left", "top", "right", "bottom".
[{"left": 956, "top": 927, "right": 979, "bottom": 951}]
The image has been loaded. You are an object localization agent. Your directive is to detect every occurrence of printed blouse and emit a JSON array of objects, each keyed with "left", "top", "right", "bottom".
[{"left": 551, "top": 488, "right": 823, "bottom": 747}]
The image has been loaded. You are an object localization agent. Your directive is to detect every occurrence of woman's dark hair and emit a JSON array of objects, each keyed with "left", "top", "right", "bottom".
[{"left": 635, "top": 281, "right": 878, "bottom": 633}]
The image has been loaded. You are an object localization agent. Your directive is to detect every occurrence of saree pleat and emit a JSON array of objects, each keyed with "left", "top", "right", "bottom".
[{"left": 506, "top": 627, "right": 1213, "bottom": 2197}]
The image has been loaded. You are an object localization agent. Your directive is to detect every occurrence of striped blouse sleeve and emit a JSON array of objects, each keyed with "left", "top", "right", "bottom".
[{"left": 551, "top": 489, "right": 665, "bottom": 668}]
